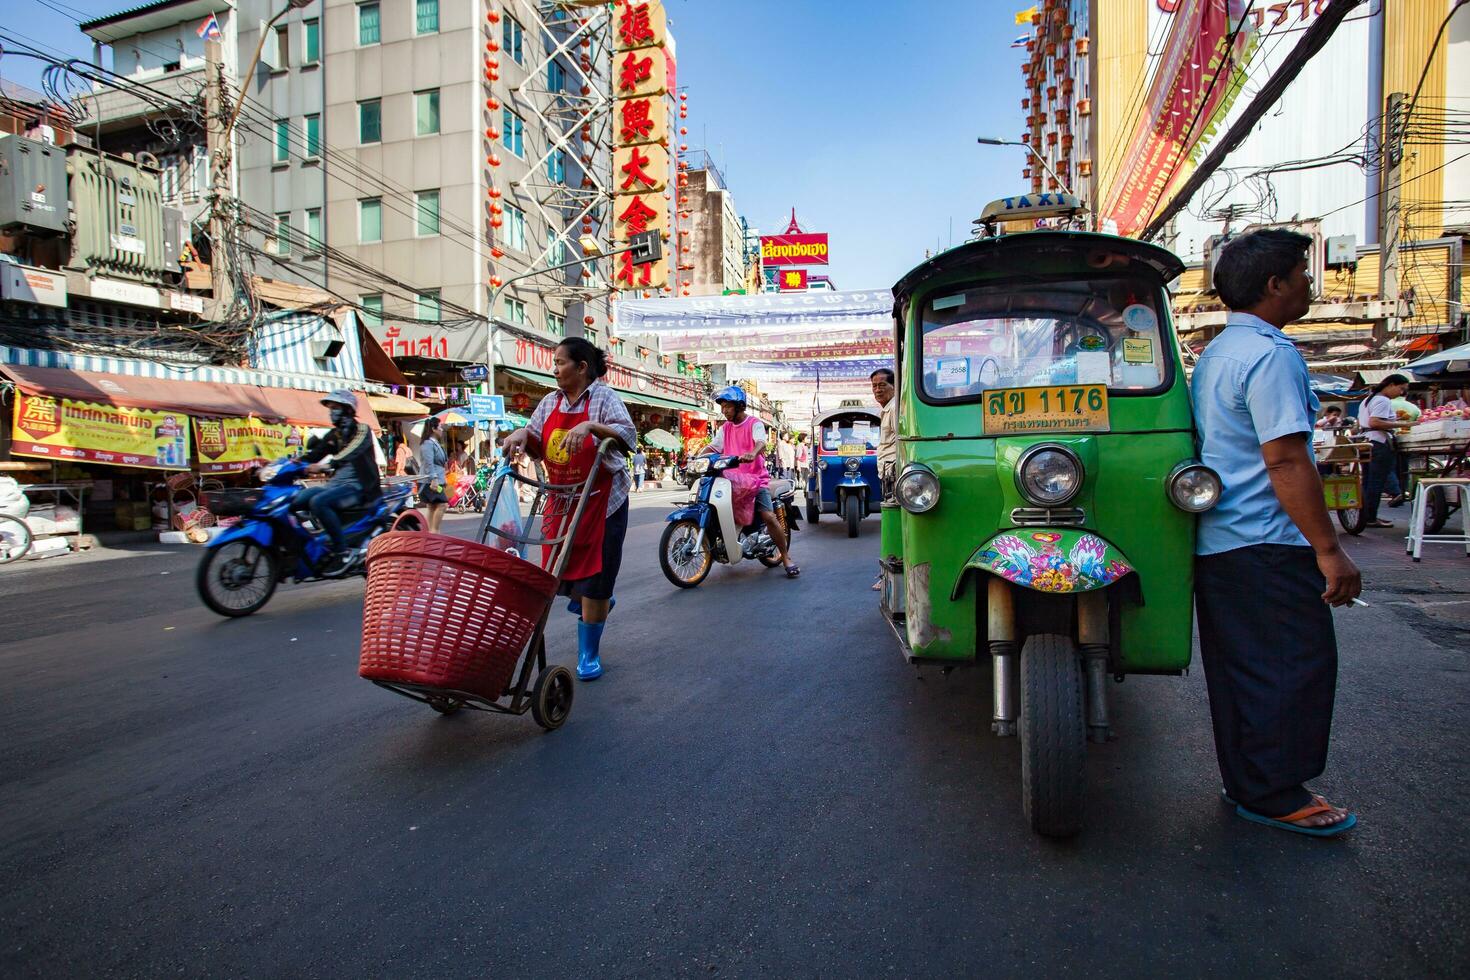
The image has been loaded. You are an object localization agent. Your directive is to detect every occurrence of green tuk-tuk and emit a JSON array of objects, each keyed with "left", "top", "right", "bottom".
[{"left": 878, "top": 195, "right": 1221, "bottom": 837}]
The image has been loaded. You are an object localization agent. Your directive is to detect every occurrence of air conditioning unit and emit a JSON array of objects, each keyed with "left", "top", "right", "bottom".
[{"left": 311, "top": 337, "right": 344, "bottom": 360}]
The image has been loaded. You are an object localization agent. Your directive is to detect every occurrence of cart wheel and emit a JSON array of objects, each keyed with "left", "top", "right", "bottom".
[
  {"left": 659, "top": 519, "right": 712, "bottom": 588},
  {"left": 1019, "top": 633, "right": 1086, "bottom": 838},
  {"left": 1425, "top": 485, "right": 1449, "bottom": 535},
  {"left": 806, "top": 495, "right": 819, "bottom": 525},
  {"left": 532, "top": 665, "right": 574, "bottom": 731},
  {"left": 845, "top": 495, "right": 861, "bottom": 538},
  {"left": 0, "top": 514, "right": 32, "bottom": 564},
  {"left": 1336, "top": 505, "right": 1367, "bottom": 535},
  {"left": 428, "top": 696, "right": 463, "bottom": 716}
]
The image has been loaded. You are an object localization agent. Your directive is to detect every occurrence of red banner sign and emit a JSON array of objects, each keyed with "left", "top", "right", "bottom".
[
  {"left": 777, "top": 269, "right": 809, "bottom": 291},
  {"left": 759, "top": 233, "right": 830, "bottom": 267},
  {"left": 1101, "top": 0, "right": 1255, "bottom": 236}
]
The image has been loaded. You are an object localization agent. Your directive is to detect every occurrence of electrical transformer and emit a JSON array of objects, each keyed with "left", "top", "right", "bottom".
[
  {"left": 66, "top": 149, "right": 173, "bottom": 284},
  {"left": 0, "top": 134, "right": 69, "bottom": 235}
]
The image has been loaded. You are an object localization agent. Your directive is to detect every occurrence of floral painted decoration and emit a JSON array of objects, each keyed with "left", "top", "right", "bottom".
[{"left": 972, "top": 530, "right": 1132, "bottom": 593}]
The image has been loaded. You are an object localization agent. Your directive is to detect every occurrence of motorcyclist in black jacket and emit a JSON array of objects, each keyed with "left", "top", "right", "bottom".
[{"left": 298, "top": 389, "right": 380, "bottom": 576}]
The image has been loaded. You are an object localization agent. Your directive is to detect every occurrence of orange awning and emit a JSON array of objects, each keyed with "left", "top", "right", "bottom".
[{"left": 0, "top": 365, "right": 380, "bottom": 429}]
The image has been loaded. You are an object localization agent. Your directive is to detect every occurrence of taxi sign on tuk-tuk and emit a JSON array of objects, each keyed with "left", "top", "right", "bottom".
[{"left": 981, "top": 384, "right": 1111, "bottom": 435}]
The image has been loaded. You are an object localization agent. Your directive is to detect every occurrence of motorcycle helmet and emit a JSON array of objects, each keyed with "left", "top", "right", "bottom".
[{"left": 714, "top": 385, "right": 748, "bottom": 406}]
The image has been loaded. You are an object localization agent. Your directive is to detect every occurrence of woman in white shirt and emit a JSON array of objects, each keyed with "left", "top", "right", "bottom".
[{"left": 1356, "top": 374, "right": 1411, "bottom": 528}]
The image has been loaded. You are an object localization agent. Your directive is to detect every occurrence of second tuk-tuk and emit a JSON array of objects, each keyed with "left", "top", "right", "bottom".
[
  {"left": 878, "top": 194, "right": 1220, "bottom": 837},
  {"left": 806, "top": 406, "right": 883, "bottom": 537}
]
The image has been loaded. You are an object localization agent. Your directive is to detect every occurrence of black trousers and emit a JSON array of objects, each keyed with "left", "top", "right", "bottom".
[
  {"left": 1195, "top": 545, "right": 1339, "bottom": 816},
  {"left": 1362, "top": 439, "right": 1395, "bottom": 523}
]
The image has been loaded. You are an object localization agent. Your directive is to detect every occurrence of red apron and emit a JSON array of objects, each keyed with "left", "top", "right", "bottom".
[{"left": 539, "top": 393, "right": 611, "bottom": 581}]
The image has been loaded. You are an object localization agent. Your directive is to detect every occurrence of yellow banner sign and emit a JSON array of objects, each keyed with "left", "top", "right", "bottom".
[
  {"left": 11, "top": 393, "right": 191, "bottom": 470},
  {"left": 195, "top": 417, "right": 308, "bottom": 473}
]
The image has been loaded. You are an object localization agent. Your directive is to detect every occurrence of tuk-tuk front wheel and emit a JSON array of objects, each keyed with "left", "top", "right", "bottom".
[
  {"left": 844, "top": 495, "right": 861, "bottom": 538},
  {"left": 806, "top": 496, "right": 820, "bottom": 524},
  {"left": 1019, "top": 633, "right": 1086, "bottom": 838},
  {"left": 659, "top": 519, "right": 712, "bottom": 588}
]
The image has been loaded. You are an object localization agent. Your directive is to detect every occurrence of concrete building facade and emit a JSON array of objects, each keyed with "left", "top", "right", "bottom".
[{"left": 681, "top": 163, "right": 745, "bottom": 297}]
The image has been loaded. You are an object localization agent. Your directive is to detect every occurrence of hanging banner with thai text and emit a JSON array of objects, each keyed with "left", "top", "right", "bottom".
[
  {"left": 194, "top": 417, "right": 308, "bottom": 473},
  {"left": 10, "top": 393, "right": 191, "bottom": 469}
]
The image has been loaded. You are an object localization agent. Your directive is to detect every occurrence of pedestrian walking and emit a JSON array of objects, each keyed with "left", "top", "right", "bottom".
[
  {"left": 1191, "top": 228, "right": 1361, "bottom": 837},
  {"left": 500, "top": 338, "right": 636, "bottom": 681},
  {"left": 631, "top": 448, "right": 647, "bottom": 493},
  {"left": 777, "top": 435, "right": 796, "bottom": 481},
  {"left": 1358, "top": 375, "right": 1413, "bottom": 524},
  {"left": 795, "top": 437, "right": 810, "bottom": 487},
  {"left": 418, "top": 417, "right": 449, "bottom": 533}
]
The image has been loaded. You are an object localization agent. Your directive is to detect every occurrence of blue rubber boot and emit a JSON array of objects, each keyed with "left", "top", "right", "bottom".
[
  {"left": 576, "top": 621, "right": 605, "bottom": 681},
  {"left": 567, "top": 596, "right": 614, "bottom": 619}
]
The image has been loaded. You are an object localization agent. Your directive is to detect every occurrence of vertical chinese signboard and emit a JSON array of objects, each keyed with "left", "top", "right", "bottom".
[{"left": 613, "top": 0, "right": 672, "bottom": 293}]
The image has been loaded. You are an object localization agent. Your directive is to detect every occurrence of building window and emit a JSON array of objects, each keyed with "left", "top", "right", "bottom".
[
  {"left": 546, "top": 228, "right": 567, "bottom": 265},
  {"left": 273, "top": 25, "right": 289, "bottom": 70},
  {"left": 273, "top": 119, "right": 290, "bottom": 163},
  {"left": 359, "top": 197, "right": 382, "bottom": 243},
  {"left": 416, "top": 190, "right": 440, "bottom": 237},
  {"left": 547, "top": 59, "right": 566, "bottom": 93},
  {"left": 505, "top": 297, "right": 526, "bottom": 325},
  {"left": 415, "top": 0, "right": 439, "bottom": 35},
  {"left": 273, "top": 212, "right": 291, "bottom": 255},
  {"left": 360, "top": 293, "right": 384, "bottom": 327},
  {"left": 504, "top": 204, "right": 526, "bottom": 251},
  {"left": 547, "top": 148, "right": 566, "bottom": 184},
  {"left": 303, "top": 114, "right": 321, "bottom": 159},
  {"left": 303, "top": 18, "right": 320, "bottom": 64},
  {"left": 501, "top": 108, "right": 524, "bottom": 158},
  {"left": 502, "top": 16, "right": 523, "bottom": 64},
  {"left": 547, "top": 312, "right": 565, "bottom": 336},
  {"left": 359, "top": 99, "right": 381, "bottom": 144},
  {"left": 417, "top": 289, "right": 441, "bottom": 322},
  {"left": 358, "top": 3, "right": 380, "bottom": 46},
  {"left": 305, "top": 208, "right": 322, "bottom": 249},
  {"left": 415, "top": 89, "right": 439, "bottom": 136}
]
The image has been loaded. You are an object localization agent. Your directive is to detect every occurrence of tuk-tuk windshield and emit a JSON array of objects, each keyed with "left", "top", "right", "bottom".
[
  {"left": 919, "top": 277, "right": 1169, "bottom": 401},
  {"left": 818, "top": 414, "right": 880, "bottom": 454}
]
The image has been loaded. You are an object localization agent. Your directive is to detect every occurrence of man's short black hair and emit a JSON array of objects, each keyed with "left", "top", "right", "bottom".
[
  {"left": 870, "top": 367, "right": 895, "bottom": 384},
  {"left": 1324, "top": 405, "right": 1342, "bottom": 414},
  {"left": 1212, "top": 228, "right": 1314, "bottom": 310}
]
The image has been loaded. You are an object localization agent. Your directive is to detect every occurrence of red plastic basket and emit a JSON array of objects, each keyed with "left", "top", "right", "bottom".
[{"left": 359, "top": 531, "right": 558, "bottom": 700}]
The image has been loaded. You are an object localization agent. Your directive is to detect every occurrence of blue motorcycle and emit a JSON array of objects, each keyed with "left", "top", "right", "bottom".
[
  {"left": 658, "top": 455, "right": 800, "bottom": 588},
  {"left": 196, "top": 458, "right": 421, "bottom": 617}
]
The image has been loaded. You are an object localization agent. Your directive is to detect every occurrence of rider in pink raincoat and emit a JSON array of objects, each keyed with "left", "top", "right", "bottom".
[{"left": 704, "top": 385, "right": 800, "bottom": 578}]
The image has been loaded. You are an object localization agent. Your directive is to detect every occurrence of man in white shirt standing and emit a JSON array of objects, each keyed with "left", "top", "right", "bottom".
[
  {"left": 776, "top": 435, "right": 796, "bottom": 480},
  {"left": 1357, "top": 374, "right": 1411, "bottom": 528}
]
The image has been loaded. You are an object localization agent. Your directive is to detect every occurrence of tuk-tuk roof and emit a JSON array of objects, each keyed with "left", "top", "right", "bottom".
[
  {"left": 890, "top": 231, "right": 1186, "bottom": 305},
  {"left": 812, "top": 405, "right": 881, "bottom": 428}
]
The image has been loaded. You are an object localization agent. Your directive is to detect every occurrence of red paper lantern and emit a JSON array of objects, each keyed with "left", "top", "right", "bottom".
[
  {"left": 490, "top": 276, "right": 504, "bottom": 287},
  {"left": 679, "top": 93, "right": 687, "bottom": 101},
  {"left": 485, "top": 98, "right": 500, "bottom": 110},
  {"left": 490, "top": 217, "right": 503, "bottom": 228},
  {"left": 491, "top": 247, "right": 505, "bottom": 258},
  {"left": 487, "top": 11, "right": 500, "bottom": 23},
  {"left": 488, "top": 188, "right": 502, "bottom": 199},
  {"left": 584, "top": 316, "right": 596, "bottom": 326},
  {"left": 679, "top": 127, "right": 687, "bottom": 135},
  {"left": 488, "top": 154, "right": 502, "bottom": 166}
]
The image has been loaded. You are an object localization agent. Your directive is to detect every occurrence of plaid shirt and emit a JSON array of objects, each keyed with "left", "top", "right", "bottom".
[{"left": 527, "top": 381, "right": 635, "bottom": 516}]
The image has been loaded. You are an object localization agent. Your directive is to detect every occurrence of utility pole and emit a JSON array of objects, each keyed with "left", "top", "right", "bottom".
[
  {"left": 1378, "top": 91, "right": 1406, "bottom": 344},
  {"left": 204, "top": 38, "right": 233, "bottom": 322}
]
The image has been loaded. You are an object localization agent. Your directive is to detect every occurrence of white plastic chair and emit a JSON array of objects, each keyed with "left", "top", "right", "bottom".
[{"left": 1406, "top": 477, "right": 1470, "bottom": 562}]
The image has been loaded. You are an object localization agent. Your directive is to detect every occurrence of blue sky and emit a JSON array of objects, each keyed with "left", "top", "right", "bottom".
[{"left": 0, "top": 0, "right": 1029, "bottom": 290}]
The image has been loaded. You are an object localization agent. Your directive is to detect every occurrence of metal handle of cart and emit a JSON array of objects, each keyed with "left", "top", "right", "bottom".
[{"left": 473, "top": 437, "right": 620, "bottom": 581}]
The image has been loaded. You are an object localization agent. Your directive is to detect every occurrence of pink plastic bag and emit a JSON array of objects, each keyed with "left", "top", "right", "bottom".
[{"left": 726, "top": 469, "right": 760, "bottom": 527}]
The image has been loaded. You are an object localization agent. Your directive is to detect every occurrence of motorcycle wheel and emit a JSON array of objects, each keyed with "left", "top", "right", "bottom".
[
  {"left": 845, "top": 495, "right": 861, "bottom": 538},
  {"left": 1019, "top": 633, "right": 1086, "bottom": 838},
  {"left": 197, "top": 540, "right": 279, "bottom": 617},
  {"left": 659, "top": 519, "right": 712, "bottom": 588}
]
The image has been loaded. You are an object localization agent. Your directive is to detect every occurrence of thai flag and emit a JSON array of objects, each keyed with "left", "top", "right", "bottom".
[
  {"left": 197, "top": 14, "right": 222, "bottom": 41},
  {"left": 1009, "top": 33, "right": 1031, "bottom": 48}
]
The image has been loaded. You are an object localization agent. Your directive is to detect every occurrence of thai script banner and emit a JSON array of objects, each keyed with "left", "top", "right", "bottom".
[
  {"left": 1102, "top": 0, "right": 1256, "bottom": 236},
  {"left": 759, "top": 233, "right": 830, "bottom": 266},
  {"left": 615, "top": 289, "right": 891, "bottom": 335},
  {"left": 11, "top": 393, "right": 191, "bottom": 470},
  {"left": 194, "top": 417, "right": 307, "bottom": 473}
]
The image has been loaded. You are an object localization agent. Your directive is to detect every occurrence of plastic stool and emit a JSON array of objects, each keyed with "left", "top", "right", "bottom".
[{"left": 1406, "top": 477, "right": 1470, "bottom": 562}]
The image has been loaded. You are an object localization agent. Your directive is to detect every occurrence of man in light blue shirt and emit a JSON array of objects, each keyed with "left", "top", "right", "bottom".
[{"left": 1190, "top": 229, "right": 1361, "bottom": 837}]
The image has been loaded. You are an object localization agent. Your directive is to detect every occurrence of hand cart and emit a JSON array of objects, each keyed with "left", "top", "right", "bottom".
[
  {"left": 1398, "top": 432, "right": 1470, "bottom": 534},
  {"left": 357, "top": 439, "right": 616, "bottom": 730},
  {"left": 1314, "top": 434, "right": 1371, "bottom": 535}
]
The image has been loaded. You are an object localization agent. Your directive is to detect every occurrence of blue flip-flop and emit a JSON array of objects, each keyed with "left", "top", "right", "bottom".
[
  {"left": 1221, "top": 788, "right": 1237, "bottom": 807},
  {"left": 1234, "top": 801, "right": 1357, "bottom": 838}
]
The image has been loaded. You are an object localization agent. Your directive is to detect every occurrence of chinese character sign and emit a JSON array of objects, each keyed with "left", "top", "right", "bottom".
[{"left": 618, "top": 97, "right": 667, "bottom": 146}]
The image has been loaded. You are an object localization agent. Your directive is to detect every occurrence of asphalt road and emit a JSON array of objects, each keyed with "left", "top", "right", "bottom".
[{"left": 1, "top": 492, "right": 1466, "bottom": 977}]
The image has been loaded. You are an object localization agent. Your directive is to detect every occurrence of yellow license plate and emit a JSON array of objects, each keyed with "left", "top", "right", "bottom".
[
  {"left": 981, "top": 385, "right": 1110, "bottom": 435},
  {"left": 837, "top": 443, "right": 866, "bottom": 456}
]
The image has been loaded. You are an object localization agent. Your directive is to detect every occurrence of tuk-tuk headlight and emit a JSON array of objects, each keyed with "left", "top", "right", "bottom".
[
  {"left": 844, "top": 457, "right": 861, "bottom": 473},
  {"left": 817, "top": 458, "right": 827, "bottom": 470},
  {"left": 1168, "top": 463, "right": 1222, "bottom": 513},
  {"left": 1015, "top": 445, "right": 1083, "bottom": 507},
  {"left": 896, "top": 464, "right": 941, "bottom": 513}
]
